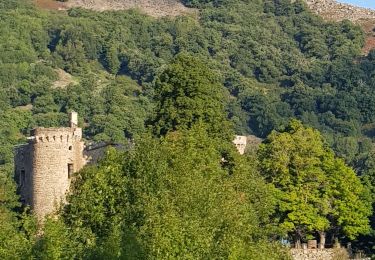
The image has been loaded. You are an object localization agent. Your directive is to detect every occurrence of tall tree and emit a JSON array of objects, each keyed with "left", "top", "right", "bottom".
[
  {"left": 258, "top": 120, "right": 372, "bottom": 247},
  {"left": 151, "top": 53, "right": 233, "bottom": 139},
  {"left": 62, "top": 125, "right": 288, "bottom": 259}
]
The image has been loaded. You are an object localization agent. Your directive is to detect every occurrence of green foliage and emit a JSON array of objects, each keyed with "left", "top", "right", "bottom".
[
  {"left": 64, "top": 150, "right": 127, "bottom": 238},
  {"left": 258, "top": 120, "right": 372, "bottom": 243},
  {"left": 33, "top": 219, "right": 71, "bottom": 260},
  {"left": 59, "top": 125, "right": 288, "bottom": 259},
  {"left": 151, "top": 53, "right": 232, "bottom": 139},
  {"left": 32, "top": 217, "right": 95, "bottom": 259},
  {"left": 0, "top": 0, "right": 371, "bottom": 148},
  {"left": 0, "top": 207, "right": 33, "bottom": 259},
  {"left": 0, "top": 0, "right": 374, "bottom": 256},
  {"left": 0, "top": 108, "right": 35, "bottom": 258},
  {"left": 325, "top": 157, "right": 372, "bottom": 240}
]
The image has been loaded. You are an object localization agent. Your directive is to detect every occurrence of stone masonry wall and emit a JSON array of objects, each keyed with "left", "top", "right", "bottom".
[
  {"left": 14, "top": 144, "right": 33, "bottom": 205},
  {"left": 15, "top": 126, "right": 86, "bottom": 221},
  {"left": 32, "top": 128, "right": 85, "bottom": 221},
  {"left": 291, "top": 248, "right": 349, "bottom": 260}
]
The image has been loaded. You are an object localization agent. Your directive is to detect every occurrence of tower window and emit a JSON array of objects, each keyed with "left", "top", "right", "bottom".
[
  {"left": 68, "top": 164, "right": 74, "bottom": 178},
  {"left": 68, "top": 146, "right": 72, "bottom": 150}
]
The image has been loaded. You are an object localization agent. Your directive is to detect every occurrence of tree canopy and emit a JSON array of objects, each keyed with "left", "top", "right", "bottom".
[
  {"left": 46, "top": 126, "right": 288, "bottom": 259},
  {"left": 258, "top": 120, "right": 372, "bottom": 246},
  {"left": 0, "top": 0, "right": 374, "bottom": 257},
  {"left": 151, "top": 53, "right": 232, "bottom": 139}
]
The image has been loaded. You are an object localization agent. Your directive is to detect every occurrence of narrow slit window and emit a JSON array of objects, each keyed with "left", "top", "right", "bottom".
[
  {"left": 20, "top": 170, "right": 25, "bottom": 187},
  {"left": 68, "top": 164, "right": 74, "bottom": 178}
]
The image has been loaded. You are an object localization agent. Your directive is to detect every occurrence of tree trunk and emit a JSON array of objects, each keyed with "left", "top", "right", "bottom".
[
  {"left": 333, "top": 238, "right": 340, "bottom": 248},
  {"left": 330, "top": 234, "right": 335, "bottom": 246},
  {"left": 295, "top": 236, "right": 302, "bottom": 249},
  {"left": 295, "top": 230, "right": 303, "bottom": 249},
  {"left": 318, "top": 231, "right": 326, "bottom": 249}
]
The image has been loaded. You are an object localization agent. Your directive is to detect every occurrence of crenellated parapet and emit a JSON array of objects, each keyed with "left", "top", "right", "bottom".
[{"left": 28, "top": 128, "right": 82, "bottom": 144}]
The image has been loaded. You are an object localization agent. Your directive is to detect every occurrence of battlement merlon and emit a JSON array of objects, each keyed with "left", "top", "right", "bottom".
[
  {"left": 29, "top": 127, "right": 82, "bottom": 143},
  {"left": 69, "top": 111, "right": 78, "bottom": 128}
]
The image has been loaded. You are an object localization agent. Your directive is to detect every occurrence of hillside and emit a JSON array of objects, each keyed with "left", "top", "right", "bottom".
[
  {"left": 35, "top": 0, "right": 194, "bottom": 17},
  {"left": 34, "top": 0, "right": 375, "bottom": 51},
  {"left": 305, "top": 0, "right": 375, "bottom": 21},
  {"left": 1, "top": 0, "right": 375, "bottom": 258},
  {"left": 304, "top": 0, "right": 375, "bottom": 53}
]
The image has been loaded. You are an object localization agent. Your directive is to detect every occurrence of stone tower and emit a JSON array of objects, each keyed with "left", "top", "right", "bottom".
[
  {"left": 14, "top": 112, "right": 86, "bottom": 221},
  {"left": 233, "top": 135, "right": 247, "bottom": 155}
]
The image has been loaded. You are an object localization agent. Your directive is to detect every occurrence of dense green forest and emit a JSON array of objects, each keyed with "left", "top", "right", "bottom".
[{"left": 1, "top": 0, "right": 375, "bottom": 258}]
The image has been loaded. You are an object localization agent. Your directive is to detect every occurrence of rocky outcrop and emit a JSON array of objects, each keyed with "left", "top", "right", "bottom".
[
  {"left": 304, "top": 0, "right": 375, "bottom": 22},
  {"left": 64, "top": 0, "right": 195, "bottom": 17},
  {"left": 34, "top": 0, "right": 195, "bottom": 17}
]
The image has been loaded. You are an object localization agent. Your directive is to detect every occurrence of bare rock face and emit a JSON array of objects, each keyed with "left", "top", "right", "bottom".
[
  {"left": 34, "top": 0, "right": 195, "bottom": 17},
  {"left": 304, "top": 0, "right": 375, "bottom": 22},
  {"left": 64, "top": 0, "right": 194, "bottom": 17}
]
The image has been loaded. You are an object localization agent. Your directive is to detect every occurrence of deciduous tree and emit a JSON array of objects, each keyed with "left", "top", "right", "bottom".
[{"left": 258, "top": 120, "right": 372, "bottom": 247}]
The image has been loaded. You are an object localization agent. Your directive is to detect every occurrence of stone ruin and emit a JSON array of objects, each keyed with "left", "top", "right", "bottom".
[
  {"left": 14, "top": 112, "right": 114, "bottom": 221},
  {"left": 233, "top": 135, "right": 247, "bottom": 155},
  {"left": 14, "top": 113, "right": 250, "bottom": 221},
  {"left": 14, "top": 112, "right": 85, "bottom": 221},
  {"left": 290, "top": 240, "right": 356, "bottom": 260}
]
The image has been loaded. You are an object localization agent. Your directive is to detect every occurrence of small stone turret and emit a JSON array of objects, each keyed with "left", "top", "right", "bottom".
[
  {"left": 14, "top": 112, "right": 86, "bottom": 221},
  {"left": 233, "top": 135, "right": 247, "bottom": 155},
  {"left": 69, "top": 111, "right": 78, "bottom": 128}
]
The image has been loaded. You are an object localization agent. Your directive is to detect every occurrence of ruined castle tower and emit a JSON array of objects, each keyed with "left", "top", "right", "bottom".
[
  {"left": 14, "top": 112, "right": 86, "bottom": 221},
  {"left": 233, "top": 135, "right": 247, "bottom": 155}
]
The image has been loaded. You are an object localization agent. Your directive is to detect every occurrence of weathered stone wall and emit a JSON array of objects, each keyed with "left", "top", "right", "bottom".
[
  {"left": 14, "top": 144, "right": 33, "bottom": 205},
  {"left": 84, "top": 142, "right": 115, "bottom": 165},
  {"left": 291, "top": 248, "right": 349, "bottom": 260},
  {"left": 15, "top": 125, "right": 86, "bottom": 221},
  {"left": 233, "top": 135, "right": 247, "bottom": 155}
]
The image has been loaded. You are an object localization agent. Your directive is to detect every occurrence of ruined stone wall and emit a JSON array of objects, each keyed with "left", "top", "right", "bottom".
[
  {"left": 291, "top": 248, "right": 349, "bottom": 260},
  {"left": 14, "top": 144, "right": 33, "bottom": 205},
  {"left": 84, "top": 143, "right": 113, "bottom": 165},
  {"left": 233, "top": 135, "right": 247, "bottom": 155},
  {"left": 15, "top": 126, "right": 86, "bottom": 221}
]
